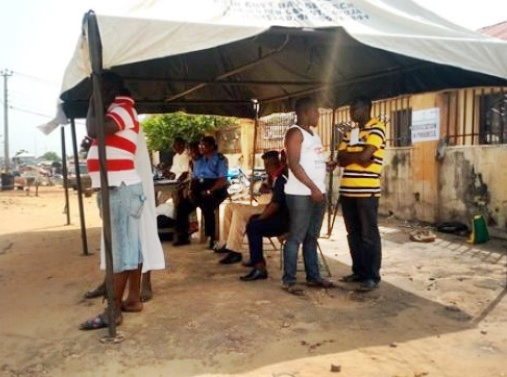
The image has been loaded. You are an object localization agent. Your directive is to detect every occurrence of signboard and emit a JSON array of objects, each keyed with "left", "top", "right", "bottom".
[{"left": 411, "top": 108, "right": 440, "bottom": 143}]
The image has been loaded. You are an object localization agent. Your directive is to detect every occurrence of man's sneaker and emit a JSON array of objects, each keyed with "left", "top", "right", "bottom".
[
  {"left": 339, "top": 274, "right": 362, "bottom": 283},
  {"left": 306, "top": 279, "right": 335, "bottom": 288},
  {"left": 355, "top": 279, "right": 379, "bottom": 292}
]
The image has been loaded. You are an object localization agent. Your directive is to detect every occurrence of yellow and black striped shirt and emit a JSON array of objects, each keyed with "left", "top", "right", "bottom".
[{"left": 338, "top": 118, "right": 386, "bottom": 197}]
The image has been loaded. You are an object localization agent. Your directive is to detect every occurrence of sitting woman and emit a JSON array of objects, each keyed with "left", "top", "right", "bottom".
[{"left": 173, "top": 136, "right": 228, "bottom": 249}]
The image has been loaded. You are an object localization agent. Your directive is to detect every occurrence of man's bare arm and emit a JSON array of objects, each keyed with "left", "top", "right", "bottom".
[{"left": 86, "top": 98, "right": 120, "bottom": 138}]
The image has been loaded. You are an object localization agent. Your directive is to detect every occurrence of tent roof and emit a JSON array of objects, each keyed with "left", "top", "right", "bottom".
[{"left": 57, "top": 0, "right": 507, "bottom": 120}]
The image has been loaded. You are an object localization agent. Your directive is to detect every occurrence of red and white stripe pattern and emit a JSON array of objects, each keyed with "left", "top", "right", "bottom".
[{"left": 87, "top": 96, "right": 142, "bottom": 188}]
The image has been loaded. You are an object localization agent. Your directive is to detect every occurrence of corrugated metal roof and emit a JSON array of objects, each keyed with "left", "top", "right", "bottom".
[{"left": 480, "top": 21, "right": 507, "bottom": 40}]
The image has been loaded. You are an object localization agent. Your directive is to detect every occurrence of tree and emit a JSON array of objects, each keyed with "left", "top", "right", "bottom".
[
  {"left": 41, "top": 151, "right": 61, "bottom": 162},
  {"left": 142, "top": 112, "right": 237, "bottom": 151}
]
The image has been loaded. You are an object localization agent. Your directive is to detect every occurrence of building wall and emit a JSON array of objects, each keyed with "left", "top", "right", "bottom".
[
  {"left": 380, "top": 90, "right": 507, "bottom": 234},
  {"left": 438, "top": 145, "right": 507, "bottom": 231}
]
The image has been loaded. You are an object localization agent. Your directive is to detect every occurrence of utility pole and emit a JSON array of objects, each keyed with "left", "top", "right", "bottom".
[{"left": 2, "top": 69, "right": 13, "bottom": 172}]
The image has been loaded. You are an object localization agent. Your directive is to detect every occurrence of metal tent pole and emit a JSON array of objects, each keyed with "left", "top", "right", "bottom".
[
  {"left": 70, "top": 118, "right": 89, "bottom": 256},
  {"left": 326, "top": 108, "right": 336, "bottom": 237},
  {"left": 61, "top": 126, "right": 71, "bottom": 225},
  {"left": 250, "top": 99, "right": 260, "bottom": 204},
  {"left": 86, "top": 10, "right": 117, "bottom": 340}
]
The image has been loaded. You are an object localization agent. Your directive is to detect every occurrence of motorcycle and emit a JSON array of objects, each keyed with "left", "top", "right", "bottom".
[{"left": 226, "top": 168, "right": 266, "bottom": 201}]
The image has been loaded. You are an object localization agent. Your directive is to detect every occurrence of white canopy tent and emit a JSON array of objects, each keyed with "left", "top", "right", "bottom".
[{"left": 46, "top": 0, "right": 507, "bottom": 123}]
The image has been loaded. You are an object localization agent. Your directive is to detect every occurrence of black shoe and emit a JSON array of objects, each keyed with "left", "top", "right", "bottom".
[
  {"left": 339, "top": 273, "right": 362, "bottom": 283},
  {"left": 241, "top": 260, "right": 254, "bottom": 267},
  {"left": 208, "top": 238, "right": 216, "bottom": 250},
  {"left": 83, "top": 282, "right": 106, "bottom": 299},
  {"left": 356, "top": 279, "right": 379, "bottom": 292},
  {"left": 214, "top": 245, "right": 230, "bottom": 254},
  {"left": 240, "top": 268, "right": 268, "bottom": 281},
  {"left": 219, "top": 251, "right": 242, "bottom": 265},
  {"left": 173, "top": 238, "right": 191, "bottom": 247}
]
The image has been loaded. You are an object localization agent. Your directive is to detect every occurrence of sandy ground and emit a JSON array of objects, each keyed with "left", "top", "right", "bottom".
[{"left": 0, "top": 186, "right": 506, "bottom": 377}]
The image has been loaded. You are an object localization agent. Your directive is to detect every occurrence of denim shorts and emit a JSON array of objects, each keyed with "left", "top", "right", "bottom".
[{"left": 97, "top": 182, "right": 145, "bottom": 272}]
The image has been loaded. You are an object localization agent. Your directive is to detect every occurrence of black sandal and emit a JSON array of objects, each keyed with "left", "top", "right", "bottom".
[{"left": 79, "top": 313, "right": 122, "bottom": 331}]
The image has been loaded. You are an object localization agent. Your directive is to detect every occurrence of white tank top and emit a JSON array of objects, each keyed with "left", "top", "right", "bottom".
[{"left": 285, "top": 125, "right": 327, "bottom": 195}]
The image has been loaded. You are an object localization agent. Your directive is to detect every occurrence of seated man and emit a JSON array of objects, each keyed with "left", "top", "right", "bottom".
[
  {"left": 217, "top": 151, "right": 289, "bottom": 280},
  {"left": 214, "top": 201, "right": 267, "bottom": 264},
  {"left": 168, "top": 137, "right": 191, "bottom": 181},
  {"left": 173, "top": 136, "right": 228, "bottom": 248}
]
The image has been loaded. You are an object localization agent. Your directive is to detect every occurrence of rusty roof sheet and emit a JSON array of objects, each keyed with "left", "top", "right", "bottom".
[{"left": 480, "top": 21, "right": 507, "bottom": 40}]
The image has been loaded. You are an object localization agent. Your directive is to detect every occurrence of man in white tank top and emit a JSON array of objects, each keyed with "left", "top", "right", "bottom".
[{"left": 282, "top": 97, "right": 334, "bottom": 295}]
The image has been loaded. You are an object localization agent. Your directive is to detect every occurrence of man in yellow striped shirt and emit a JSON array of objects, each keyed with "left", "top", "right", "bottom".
[{"left": 329, "top": 97, "right": 386, "bottom": 292}]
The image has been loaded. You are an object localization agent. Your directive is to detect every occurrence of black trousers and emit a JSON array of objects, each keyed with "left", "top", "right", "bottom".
[
  {"left": 246, "top": 214, "right": 288, "bottom": 266},
  {"left": 175, "top": 179, "right": 228, "bottom": 240},
  {"left": 340, "top": 196, "right": 382, "bottom": 282}
]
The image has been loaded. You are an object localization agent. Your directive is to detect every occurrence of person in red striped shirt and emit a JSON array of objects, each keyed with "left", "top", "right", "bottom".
[{"left": 80, "top": 71, "right": 145, "bottom": 330}]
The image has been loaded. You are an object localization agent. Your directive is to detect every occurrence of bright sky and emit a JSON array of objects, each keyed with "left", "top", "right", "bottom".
[{"left": 0, "top": 0, "right": 506, "bottom": 159}]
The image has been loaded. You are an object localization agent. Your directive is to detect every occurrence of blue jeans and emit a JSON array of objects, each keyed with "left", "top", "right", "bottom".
[
  {"left": 97, "top": 182, "right": 145, "bottom": 272},
  {"left": 340, "top": 196, "right": 381, "bottom": 282},
  {"left": 282, "top": 195, "right": 326, "bottom": 285}
]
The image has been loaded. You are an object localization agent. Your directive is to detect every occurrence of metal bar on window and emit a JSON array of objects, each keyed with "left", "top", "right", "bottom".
[
  {"left": 445, "top": 92, "right": 450, "bottom": 141},
  {"left": 463, "top": 90, "right": 468, "bottom": 146},
  {"left": 501, "top": 86, "right": 506, "bottom": 144},
  {"left": 454, "top": 91, "right": 460, "bottom": 146},
  {"left": 471, "top": 89, "right": 477, "bottom": 146}
]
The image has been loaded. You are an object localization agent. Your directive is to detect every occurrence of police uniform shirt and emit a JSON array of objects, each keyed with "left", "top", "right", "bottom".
[{"left": 192, "top": 152, "right": 228, "bottom": 179}]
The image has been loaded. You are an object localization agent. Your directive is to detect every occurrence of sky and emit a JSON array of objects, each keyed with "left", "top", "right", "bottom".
[{"left": 0, "top": 0, "right": 506, "bottom": 160}]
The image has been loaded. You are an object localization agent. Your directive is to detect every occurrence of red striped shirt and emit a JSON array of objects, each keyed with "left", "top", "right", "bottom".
[{"left": 86, "top": 96, "right": 141, "bottom": 188}]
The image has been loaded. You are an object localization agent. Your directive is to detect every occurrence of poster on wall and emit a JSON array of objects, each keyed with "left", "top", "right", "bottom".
[{"left": 411, "top": 108, "right": 440, "bottom": 143}]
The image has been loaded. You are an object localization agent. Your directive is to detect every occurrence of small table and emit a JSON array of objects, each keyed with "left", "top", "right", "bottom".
[{"left": 153, "top": 179, "right": 179, "bottom": 205}]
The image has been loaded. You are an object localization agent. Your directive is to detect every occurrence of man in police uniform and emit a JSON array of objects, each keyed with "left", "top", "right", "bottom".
[{"left": 173, "top": 136, "right": 228, "bottom": 248}]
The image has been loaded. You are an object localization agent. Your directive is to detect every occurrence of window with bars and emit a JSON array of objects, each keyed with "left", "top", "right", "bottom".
[
  {"left": 443, "top": 87, "right": 507, "bottom": 146},
  {"left": 255, "top": 112, "right": 295, "bottom": 153},
  {"left": 479, "top": 92, "right": 507, "bottom": 145},
  {"left": 390, "top": 108, "right": 412, "bottom": 147}
]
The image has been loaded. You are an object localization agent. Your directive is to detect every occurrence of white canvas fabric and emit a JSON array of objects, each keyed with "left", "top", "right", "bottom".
[{"left": 57, "top": 0, "right": 507, "bottom": 101}]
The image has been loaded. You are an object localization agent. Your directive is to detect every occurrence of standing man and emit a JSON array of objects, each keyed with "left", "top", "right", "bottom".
[
  {"left": 329, "top": 97, "right": 386, "bottom": 292},
  {"left": 80, "top": 71, "right": 145, "bottom": 330},
  {"left": 282, "top": 97, "right": 332, "bottom": 295}
]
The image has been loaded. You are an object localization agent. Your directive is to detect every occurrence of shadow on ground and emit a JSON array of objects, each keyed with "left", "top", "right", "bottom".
[{"left": 0, "top": 222, "right": 492, "bottom": 377}]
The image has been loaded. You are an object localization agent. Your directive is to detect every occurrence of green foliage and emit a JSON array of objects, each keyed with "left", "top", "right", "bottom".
[
  {"left": 41, "top": 151, "right": 61, "bottom": 162},
  {"left": 142, "top": 112, "right": 237, "bottom": 151}
]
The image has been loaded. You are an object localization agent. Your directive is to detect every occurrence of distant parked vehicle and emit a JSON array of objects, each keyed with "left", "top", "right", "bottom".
[{"left": 65, "top": 161, "right": 91, "bottom": 191}]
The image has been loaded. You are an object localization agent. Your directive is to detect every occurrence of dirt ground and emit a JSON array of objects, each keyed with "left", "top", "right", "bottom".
[{"left": 0, "top": 187, "right": 506, "bottom": 377}]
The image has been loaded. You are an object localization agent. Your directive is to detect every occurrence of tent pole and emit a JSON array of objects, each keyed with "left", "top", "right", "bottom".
[
  {"left": 70, "top": 118, "right": 89, "bottom": 256},
  {"left": 250, "top": 100, "right": 260, "bottom": 204},
  {"left": 87, "top": 10, "right": 118, "bottom": 340},
  {"left": 61, "top": 126, "right": 71, "bottom": 226},
  {"left": 326, "top": 108, "right": 337, "bottom": 237}
]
